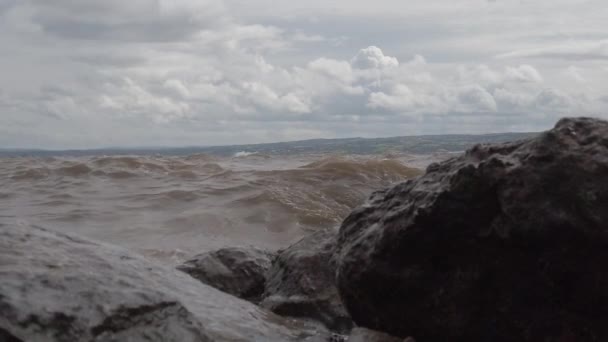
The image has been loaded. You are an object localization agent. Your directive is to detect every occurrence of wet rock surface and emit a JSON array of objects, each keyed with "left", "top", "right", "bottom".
[
  {"left": 335, "top": 117, "right": 608, "bottom": 341},
  {"left": 177, "top": 246, "right": 274, "bottom": 302},
  {"left": 0, "top": 224, "right": 330, "bottom": 342},
  {"left": 347, "top": 327, "right": 408, "bottom": 342},
  {"left": 262, "top": 228, "right": 352, "bottom": 333}
]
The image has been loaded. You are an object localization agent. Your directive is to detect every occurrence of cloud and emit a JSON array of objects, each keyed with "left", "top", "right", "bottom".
[
  {"left": 240, "top": 82, "right": 311, "bottom": 114},
  {"left": 292, "top": 32, "right": 326, "bottom": 42},
  {"left": 458, "top": 64, "right": 543, "bottom": 86},
  {"left": 563, "top": 66, "right": 586, "bottom": 83},
  {"left": 497, "top": 40, "right": 608, "bottom": 61},
  {"left": 99, "top": 77, "right": 191, "bottom": 123},
  {"left": 368, "top": 85, "right": 419, "bottom": 112},
  {"left": 534, "top": 88, "right": 574, "bottom": 112},
  {"left": 351, "top": 46, "right": 399, "bottom": 69},
  {"left": 1, "top": 0, "right": 607, "bottom": 148},
  {"left": 493, "top": 88, "right": 534, "bottom": 111},
  {"left": 505, "top": 65, "right": 543, "bottom": 83},
  {"left": 14, "top": 0, "right": 227, "bottom": 42},
  {"left": 458, "top": 65, "right": 502, "bottom": 86},
  {"left": 307, "top": 58, "right": 354, "bottom": 83},
  {"left": 163, "top": 79, "right": 191, "bottom": 99},
  {"left": 72, "top": 54, "right": 146, "bottom": 68},
  {"left": 456, "top": 86, "right": 498, "bottom": 113},
  {"left": 43, "top": 96, "right": 80, "bottom": 120}
]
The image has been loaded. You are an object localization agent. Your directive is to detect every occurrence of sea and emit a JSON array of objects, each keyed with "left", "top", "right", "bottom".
[{"left": 0, "top": 151, "right": 453, "bottom": 264}]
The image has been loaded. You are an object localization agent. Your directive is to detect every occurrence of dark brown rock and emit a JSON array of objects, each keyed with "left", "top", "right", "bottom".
[
  {"left": 335, "top": 117, "right": 608, "bottom": 342},
  {"left": 0, "top": 224, "right": 330, "bottom": 342},
  {"left": 261, "top": 228, "right": 352, "bottom": 333},
  {"left": 177, "top": 246, "right": 274, "bottom": 302}
]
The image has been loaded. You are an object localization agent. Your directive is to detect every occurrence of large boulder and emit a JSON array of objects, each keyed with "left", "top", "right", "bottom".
[
  {"left": 335, "top": 117, "right": 608, "bottom": 342},
  {"left": 261, "top": 228, "right": 352, "bottom": 333},
  {"left": 0, "top": 223, "right": 330, "bottom": 342},
  {"left": 177, "top": 246, "right": 274, "bottom": 303}
]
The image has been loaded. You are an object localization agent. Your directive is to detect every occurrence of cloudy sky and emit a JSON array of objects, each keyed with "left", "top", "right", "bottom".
[{"left": 1, "top": 0, "right": 607, "bottom": 148}]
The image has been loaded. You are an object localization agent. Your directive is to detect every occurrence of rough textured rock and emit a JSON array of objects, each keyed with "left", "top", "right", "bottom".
[
  {"left": 335, "top": 117, "right": 608, "bottom": 342},
  {"left": 261, "top": 228, "right": 352, "bottom": 333},
  {"left": 0, "top": 223, "right": 330, "bottom": 342},
  {"left": 177, "top": 246, "right": 274, "bottom": 302},
  {"left": 347, "top": 327, "right": 407, "bottom": 342}
]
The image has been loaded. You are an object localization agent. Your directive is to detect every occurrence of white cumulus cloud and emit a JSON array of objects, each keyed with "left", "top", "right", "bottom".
[
  {"left": 351, "top": 46, "right": 399, "bottom": 69},
  {"left": 1, "top": 0, "right": 607, "bottom": 148}
]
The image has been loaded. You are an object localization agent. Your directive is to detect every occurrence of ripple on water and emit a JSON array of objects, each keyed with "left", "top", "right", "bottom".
[
  {"left": 11, "top": 168, "right": 50, "bottom": 180},
  {"left": 55, "top": 163, "right": 92, "bottom": 177},
  {"left": 0, "top": 153, "right": 438, "bottom": 254}
]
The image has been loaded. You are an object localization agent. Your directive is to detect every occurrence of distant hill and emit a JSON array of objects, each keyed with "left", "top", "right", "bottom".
[{"left": 0, "top": 132, "right": 538, "bottom": 157}]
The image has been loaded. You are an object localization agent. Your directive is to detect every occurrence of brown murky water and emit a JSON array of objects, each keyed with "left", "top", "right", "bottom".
[{"left": 0, "top": 152, "right": 449, "bottom": 263}]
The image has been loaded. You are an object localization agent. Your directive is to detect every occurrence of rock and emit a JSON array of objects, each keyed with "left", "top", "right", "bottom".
[
  {"left": 0, "top": 223, "right": 330, "bottom": 342},
  {"left": 335, "top": 117, "right": 608, "bottom": 342},
  {"left": 0, "top": 328, "right": 21, "bottom": 342},
  {"left": 261, "top": 228, "right": 352, "bottom": 333},
  {"left": 177, "top": 246, "right": 274, "bottom": 302},
  {"left": 347, "top": 327, "right": 405, "bottom": 342}
]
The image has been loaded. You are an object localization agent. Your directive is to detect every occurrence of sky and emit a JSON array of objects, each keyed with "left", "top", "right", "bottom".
[{"left": 1, "top": 0, "right": 607, "bottom": 148}]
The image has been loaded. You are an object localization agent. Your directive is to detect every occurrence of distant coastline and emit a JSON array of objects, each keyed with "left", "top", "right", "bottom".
[{"left": 0, "top": 132, "right": 537, "bottom": 158}]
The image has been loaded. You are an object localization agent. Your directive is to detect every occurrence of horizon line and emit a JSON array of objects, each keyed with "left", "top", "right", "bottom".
[{"left": 0, "top": 131, "right": 538, "bottom": 152}]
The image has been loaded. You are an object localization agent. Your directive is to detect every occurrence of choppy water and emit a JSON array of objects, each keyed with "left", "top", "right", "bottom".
[{"left": 0, "top": 152, "right": 449, "bottom": 263}]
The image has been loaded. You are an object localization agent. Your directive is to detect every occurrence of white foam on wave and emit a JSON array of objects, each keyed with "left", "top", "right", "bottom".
[{"left": 233, "top": 151, "right": 256, "bottom": 157}]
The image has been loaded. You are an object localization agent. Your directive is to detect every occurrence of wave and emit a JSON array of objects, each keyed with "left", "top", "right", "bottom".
[
  {"left": 0, "top": 192, "right": 15, "bottom": 199},
  {"left": 222, "top": 157, "right": 421, "bottom": 229},
  {"left": 184, "top": 153, "right": 216, "bottom": 162},
  {"left": 0, "top": 152, "right": 440, "bottom": 255},
  {"left": 198, "top": 163, "right": 225, "bottom": 174},
  {"left": 163, "top": 190, "right": 201, "bottom": 201},
  {"left": 92, "top": 156, "right": 167, "bottom": 172},
  {"left": 56, "top": 163, "right": 93, "bottom": 177},
  {"left": 93, "top": 170, "right": 139, "bottom": 179},
  {"left": 300, "top": 157, "right": 421, "bottom": 180},
  {"left": 7, "top": 155, "right": 230, "bottom": 181},
  {"left": 233, "top": 151, "right": 271, "bottom": 159},
  {"left": 233, "top": 151, "right": 256, "bottom": 157},
  {"left": 127, "top": 189, "right": 202, "bottom": 204},
  {"left": 11, "top": 168, "right": 51, "bottom": 180}
]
